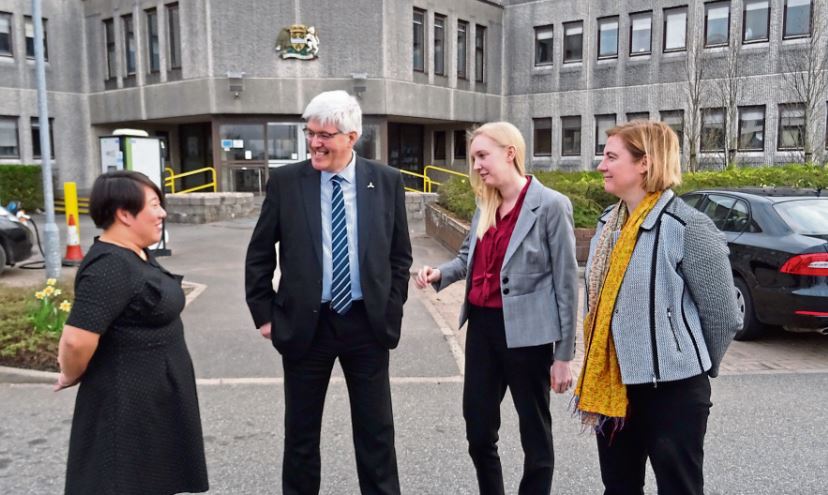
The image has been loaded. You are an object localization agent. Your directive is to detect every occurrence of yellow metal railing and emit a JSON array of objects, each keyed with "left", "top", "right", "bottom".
[
  {"left": 399, "top": 169, "right": 433, "bottom": 192},
  {"left": 165, "top": 166, "right": 218, "bottom": 194},
  {"left": 401, "top": 165, "right": 469, "bottom": 193}
]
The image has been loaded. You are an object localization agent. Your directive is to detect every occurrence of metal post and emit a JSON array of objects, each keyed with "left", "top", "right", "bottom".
[{"left": 32, "top": 0, "right": 60, "bottom": 279}]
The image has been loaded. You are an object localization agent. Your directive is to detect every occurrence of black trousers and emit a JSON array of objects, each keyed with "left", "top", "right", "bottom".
[
  {"left": 464, "top": 305, "right": 555, "bottom": 495},
  {"left": 596, "top": 373, "right": 712, "bottom": 495},
  {"left": 281, "top": 302, "right": 399, "bottom": 495}
]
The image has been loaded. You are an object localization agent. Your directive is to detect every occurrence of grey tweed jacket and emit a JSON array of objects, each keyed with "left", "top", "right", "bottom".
[
  {"left": 435, "top": 178, "right": 579, "bottom": 361},
  {"left": 585, "top": 189, "right": 743, "bottom": 385}
]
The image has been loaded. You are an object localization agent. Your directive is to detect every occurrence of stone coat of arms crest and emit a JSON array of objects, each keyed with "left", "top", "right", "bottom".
[{"left": 275, "top": 24, "right": 320, "bottom": 60}]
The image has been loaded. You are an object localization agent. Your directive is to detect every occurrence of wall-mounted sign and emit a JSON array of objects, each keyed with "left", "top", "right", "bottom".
[{"left": 275, "top": 24, "right": 319, "bottom": 60}]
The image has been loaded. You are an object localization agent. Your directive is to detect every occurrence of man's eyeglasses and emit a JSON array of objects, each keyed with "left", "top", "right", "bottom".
[{"left": 303, "top": 128, "right": 343, "bottom": 141}]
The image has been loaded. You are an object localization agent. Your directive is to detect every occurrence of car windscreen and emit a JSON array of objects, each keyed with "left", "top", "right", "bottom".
[{"left": 774, "top": 199, "right": 828, "bottom": 235}]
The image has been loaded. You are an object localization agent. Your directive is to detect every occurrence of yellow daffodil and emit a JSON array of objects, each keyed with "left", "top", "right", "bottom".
[
  {"left": 53, "top": 289, "right": 62, "bottom": 297},
  {"left": 59, "top": 300, "right": 72, "bottom": 312},
  {"left": 44, "top": 286, "right": 55, "bottom": 296},
  {"left": 46, "top": 278, "right": 57, "bottom": 286},
  {"left": 35, "top": 291, "right": 45, "bottom": 300}
]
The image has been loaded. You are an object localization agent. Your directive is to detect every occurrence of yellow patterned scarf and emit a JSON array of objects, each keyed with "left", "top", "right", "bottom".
[{"left": 573, "top": 191, "right": 662, "bottom": 430}]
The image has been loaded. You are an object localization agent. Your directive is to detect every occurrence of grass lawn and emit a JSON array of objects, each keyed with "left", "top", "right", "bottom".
[{"left": 0, "top": 283, "right": 71, "bottom": 372}]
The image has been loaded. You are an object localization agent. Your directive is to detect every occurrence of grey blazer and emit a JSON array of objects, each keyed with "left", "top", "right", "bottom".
[{"left": 435, "top": 178, "right": 579, "bottom": 361}]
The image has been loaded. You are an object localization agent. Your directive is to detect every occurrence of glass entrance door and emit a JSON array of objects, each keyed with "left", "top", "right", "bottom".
[{"left": 267, "top": 123, "right": 306, "bottom": 168}]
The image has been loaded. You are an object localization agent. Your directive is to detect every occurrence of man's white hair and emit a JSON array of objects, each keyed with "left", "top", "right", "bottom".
[{"left": 302, "top": 90, "right": 362, "bottom": 139}]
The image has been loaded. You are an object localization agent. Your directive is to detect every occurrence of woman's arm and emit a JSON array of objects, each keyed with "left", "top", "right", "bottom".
[
  {"left": 432, "top": 209, "right": 479, "bottom": 292},
  {"left": 55, "top": 326, "right": 100, "bottom": 390},
  {"left": 545, "top": 193, "right": 579, "bottom": 362}
]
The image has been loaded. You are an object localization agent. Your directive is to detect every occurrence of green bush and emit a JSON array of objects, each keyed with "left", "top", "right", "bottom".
[
  {"left": 437, "top": 164, "right": 828, "bottom": 228},
  {"left": 0, "top": 165, "right": 43, "bottom": 210}
]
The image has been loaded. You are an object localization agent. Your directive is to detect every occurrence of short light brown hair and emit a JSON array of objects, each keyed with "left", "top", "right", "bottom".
[{"left": 606, "top": 120, "right": 682, "bottom": 192}]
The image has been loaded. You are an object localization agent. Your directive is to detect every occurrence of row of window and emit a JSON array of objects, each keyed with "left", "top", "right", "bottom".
[
  {"left": 0, "top": 116, "right": 54, "bottom": 159},
  {"left": 531, "top": 104, "right": 815, "bottom": 157},
  {"left": 103, "top": 3, "right": 180, "bottom": 80},
  {"left": 0, "top": 13, "right": 47, "bottom": 60},
  {"left": 533, "top": 0, "right": 812, "bottom": 66},
  {"left": 413, "top": 8, "right": 486, "bottom": 83}
]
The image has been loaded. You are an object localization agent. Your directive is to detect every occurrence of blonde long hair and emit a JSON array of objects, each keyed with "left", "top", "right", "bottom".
[{"left": 468, "top": 121, "right": 527, "bottom": 239}]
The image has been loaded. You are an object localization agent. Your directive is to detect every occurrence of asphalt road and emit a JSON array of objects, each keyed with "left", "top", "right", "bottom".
[{"left": 1, "top": 215, "right": 827, "bottom": 494}]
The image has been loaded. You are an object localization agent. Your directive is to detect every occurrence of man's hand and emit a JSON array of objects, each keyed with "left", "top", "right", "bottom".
[
  {"left": 259, "top": 322, "right": 272, "bottom": 340},
  {"left": 550, "top": 360, "right": 573, "bottom": 394},
  {"left": 53, "top": 372, "right": 79, "bottom": 392},
  {"left": 414, "top": 266, "right": 441, "bottom": 289}
]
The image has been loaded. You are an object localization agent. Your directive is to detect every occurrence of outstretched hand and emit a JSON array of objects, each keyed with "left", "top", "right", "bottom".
[{"left": 414, "top": 266, "right": 441, "bottom": 289}]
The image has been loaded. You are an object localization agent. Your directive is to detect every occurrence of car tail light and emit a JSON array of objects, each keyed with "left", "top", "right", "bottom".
[
  {"left": 780, "top": 253, "right": 828, "bottom": 276},
  {"left": 794, "top": 311, "right": 828, "bottom": 317}
]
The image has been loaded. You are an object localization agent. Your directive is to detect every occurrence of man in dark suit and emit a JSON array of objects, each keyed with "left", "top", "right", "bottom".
[{"left": 245, "top": 90, "right": 412, "bottom": 495}]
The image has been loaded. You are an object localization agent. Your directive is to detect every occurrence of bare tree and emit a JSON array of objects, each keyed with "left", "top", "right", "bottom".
[
  {"left": 683, "top": 33, "right": 707, "bottom": 172},
  {"left": 714, "top": 38, "right": 743, "bottom": 169},
  {"left": 782, "top": 2, "right": 828, "bottom": 164}
]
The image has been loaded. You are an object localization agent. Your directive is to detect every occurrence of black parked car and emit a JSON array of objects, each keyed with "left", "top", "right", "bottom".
[
  {"left": 0, "top": 205, "right": 34, "bottom": 274},
  {"left": 681, "top": 188, "right": 828, "bottom": 340}
]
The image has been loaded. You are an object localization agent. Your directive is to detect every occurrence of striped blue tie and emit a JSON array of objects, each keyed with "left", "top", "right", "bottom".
[{"left": 330, "top": 175, "right": 352, "bottom": 314}]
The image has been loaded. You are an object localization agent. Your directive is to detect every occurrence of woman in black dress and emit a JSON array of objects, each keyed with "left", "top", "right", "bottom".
[{"left": 56, "top": 170, "right": 208, "bottom": 495}]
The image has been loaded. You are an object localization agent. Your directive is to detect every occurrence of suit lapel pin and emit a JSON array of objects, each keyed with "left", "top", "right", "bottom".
[{"left": 367, "top": 182, "right": 375, "bottom": 189}]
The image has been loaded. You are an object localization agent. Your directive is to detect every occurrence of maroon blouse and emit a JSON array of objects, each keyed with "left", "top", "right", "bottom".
[{"left": 468, "top": 177, "right": 532, "bottom": 308}]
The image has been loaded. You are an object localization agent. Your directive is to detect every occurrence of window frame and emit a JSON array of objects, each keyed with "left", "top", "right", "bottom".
[
  {"left": 122, "top": 13, "right": 135, "bottom": 76},
  {"left": 594, "top": 114, "right": 617, "bottom": 155},
  {"left": 433, "top": 130, "right": 446, "bottom": 160},
  {"left": 777, "top": 103, "right": 805, "bottom": 151},
  {"left": 660, "top": 110, "right": 685, "bottom": 148},
  {"left": 663, "top": 6, "right": 688, "bottom": 53},
  {"left": 737, "top": 105, "right": 766, "bottom": 152},
  {"left": 413, "top": 8, "right": 426, "bottom": 73},
  {"left": 24, "top": 15, "right": 47, "bottom": 60},
  {"left": 561, "top": 115, "right": 582, "bottom": 157},
  {"left": 742, "top": 0, "right": 771, "bottom": 44},
  {"left": 434, "top": 13, "right": 446, "bottom": 76},
  {"left": 457, "top": 20, "right": 468, "bottom": 79},
  {"left": 563, "top": 21, "right": 584, "bottom": 63},
  {"left": 534, "top": 24, "right": 554, "bottom": 66},
  {"left": 166, "top": 2, "right": 181, "bottom": 70},
  {"left": 475, "top": 24, "right": 486, "bottom": 83},
  {"left": 103, "top": 18, "right": 116, "bottom": 81},
  {"left": 626, "top": 112, "right": 650, "bottom": 122},
  {"left": 700, "top": 107, "right": 727, "bottom": 152},
  {"left": 783, "top": 0, "right": 812, "bottom": 40},
  {"left": 0, "top": 12, "right": 13, "bottom": 58},
  {"left": 704, "top": 1, "right": 731, "bottom": 48},
  {"left": 454, "top": 129, "right": 467, "bottom": 159},
  {"left": 145, "top": 7, "right": 160, "bottom": 73},
  {"left": 533, "top": 117, "right": 553, "bottom": 157},
  {"left": 0, "top": 116, "right": 20, "bottom": 159},
  {"left": 629, "top": 10, "right": 653, "bottom": 57},
  {"left": 31, "top": 117, "right": 55, "bottom": 159},
  {"left": 597, "top": 16, "right": 620, "bottom": 60}
]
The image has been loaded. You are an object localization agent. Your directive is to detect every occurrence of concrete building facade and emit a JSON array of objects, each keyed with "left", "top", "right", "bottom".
[{"left": 0, "top": 0, "right": 824, "bottom": 192}]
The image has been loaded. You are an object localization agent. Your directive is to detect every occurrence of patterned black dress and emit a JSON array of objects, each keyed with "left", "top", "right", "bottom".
[{"left": 64, "top": 239, "right": 208, "bottom": 495}]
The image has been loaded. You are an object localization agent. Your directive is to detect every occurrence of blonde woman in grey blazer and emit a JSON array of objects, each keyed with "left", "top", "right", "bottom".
[{"left": 415, "top": 121, "right": 579, "bottom": 495}]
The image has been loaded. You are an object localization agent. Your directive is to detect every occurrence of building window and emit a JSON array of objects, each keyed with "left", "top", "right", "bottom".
[
  {"left": 595, "top": 114, "right": 616, "bottom": 154},
  {"left": 122, "top": 14, "right": 135, "bottom": 75},
  {"left": 475, "top": 25, "right": 486, "bottom": 83},
  {"left": 103, "top": 19, "right": 115, "bottom": 80},
  {"left": 561, "top": 116, "right": 581, "bottom": 156},
  {"left": 454, "top": 129, "right": 467, "bottom": 158},
  {"left": 31, "top": 117, "right": 54, "bottom": 159},
  {"left": 598, "top": 17, "right": 619, "bottom": 59},
  {"left": 701, "top": 108, "right": 726, "bottom": 151},
  {"left": 0, "top": 117, "right": 19, "bottom": 158},
  {"left": 778, "top": 104, "right": 805, "bottom": 150},
  {"left": 434, "top": 14, "right": 446, "bottom": 76},
  {"left": 627, "top": 112, "right": 649, "bottom": 121},
  {"left": 457, "top": 20, "right": 468, "bottom": 79},
  {"left": 413, "top": 9, "right": 425, "bottom": 72},
  {"left": 146, "top": 8, "right": 160, "bottom": 73},
  {"left": 630, "top": 11, "right": 652, "bottom": 56},
  {"left": 783, "top": 0, "right": 812, "bottom": 39},
  {"left": 563, "top": 21, "right": 583, "bottom": 62},
  {"left": 219, "top": 123, "right": 266, "bottom": 161},
  {"left": 705, "top": 2, "right": 730, "bottom": 48},
  {"left": 433, "top": 131, "right": 446, "bottom": 160},
  {"left": 738, "top": 106, "right": 765, "bottom": 151},
  {"left": 533, "top": 118, "right": 552, "bottom": 156},
  {"left": 663, "top": 6, "right": 687, "bottom": 52},
  {"left": 660, "top": 110, "right": 684, "bottom": 148},
  {"left": 24, "top": 16, "right": 47, "bottom": 60},
  {"left": 534, "top": 25, "right": 553, "bottom": 66},
  {"left": 166, "top": 2, "right": 181, "bottom": 70},
  {"left": 743, "top": 0, "right": 770, "bottom": 43},
  {"left": 0, "top": 13, "right": 12, "bottom": 57},
  {"left": 354, "top": 124, "right": 379, "bottom": 160}
]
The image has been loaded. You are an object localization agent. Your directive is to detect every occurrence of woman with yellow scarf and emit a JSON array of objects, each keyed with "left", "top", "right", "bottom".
[{"left": 574, "top": 120, "right": 742, "bottom": 494}]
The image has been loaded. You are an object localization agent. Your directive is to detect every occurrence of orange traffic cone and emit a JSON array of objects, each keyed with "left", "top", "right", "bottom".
[{"left": 63, "top": 214, "right": 84, "bottom": 265}]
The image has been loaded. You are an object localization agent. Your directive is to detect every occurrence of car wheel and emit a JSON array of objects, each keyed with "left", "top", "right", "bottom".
[
  {"left": 733, "top": 276, "right": 765, "bottom": 341},
  {"left": 0, "top": 244, "right": 6, "bottom": 275}
]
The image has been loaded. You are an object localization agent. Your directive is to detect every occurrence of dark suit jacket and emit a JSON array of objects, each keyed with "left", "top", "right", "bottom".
[{"left": 245, "top": 157, "right": 413, "bottom": 359}]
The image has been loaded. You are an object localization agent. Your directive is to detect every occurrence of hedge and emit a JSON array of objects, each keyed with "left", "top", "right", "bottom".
[
  {"left": 438, "top": 164, "right": 828, "bottom": 228},
  {"left": 0, "top": 165, "right": 43, "bottom": 210}
]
